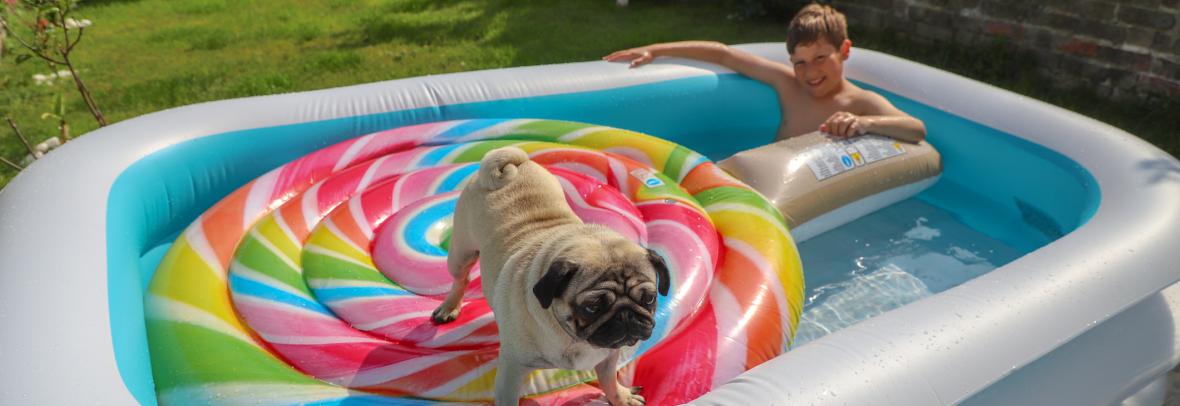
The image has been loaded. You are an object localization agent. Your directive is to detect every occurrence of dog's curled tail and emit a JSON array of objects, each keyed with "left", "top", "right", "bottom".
[{"left": 477, "top": 147, "right": 530, "bottom": 190}]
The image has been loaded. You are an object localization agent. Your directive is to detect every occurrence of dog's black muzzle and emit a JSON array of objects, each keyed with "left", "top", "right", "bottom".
[{"left": 588, "top": 308, "right": 655, "bottom": 349}]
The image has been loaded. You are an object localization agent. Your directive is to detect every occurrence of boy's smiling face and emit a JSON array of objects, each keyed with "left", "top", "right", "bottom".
[{"left": 789, "top": 39, "right": 851, "bottom": 99}]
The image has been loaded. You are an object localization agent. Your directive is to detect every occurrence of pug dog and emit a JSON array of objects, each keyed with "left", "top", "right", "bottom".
[{"left": 431, "top": 146, "right": 670, "bottom": 406}]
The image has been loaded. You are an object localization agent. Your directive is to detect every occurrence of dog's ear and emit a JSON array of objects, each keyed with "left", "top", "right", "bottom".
[
  {"left": 647, "top": 248, "right": 670, "bottom": 296},
  {"left": 533, "top": 259, "right": 579, "bottom": 309}
]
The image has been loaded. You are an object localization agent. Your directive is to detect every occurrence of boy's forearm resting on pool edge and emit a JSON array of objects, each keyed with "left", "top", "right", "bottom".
[{"left": 604, "top": 41, "right": 734, "bottom": 67}]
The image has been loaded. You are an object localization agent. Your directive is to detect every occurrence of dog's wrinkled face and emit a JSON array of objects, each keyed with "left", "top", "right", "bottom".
[{"left": 532, "top": 240, "right": 670, "bottom": 349}]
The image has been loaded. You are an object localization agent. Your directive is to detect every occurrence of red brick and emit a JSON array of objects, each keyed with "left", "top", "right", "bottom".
[
  {"left": 1058, "top": 39, "right": 1100, "bottom": 56},
  {"left": 1077, "top": 20, "right": 1128, "bottom": 44},
  {"left": 979, "top": 0, "right": 1042, "bottom": 21},
  {"left": 916, "top": 23, "right": 955, "bottom": 42},
  {"left": 892, "top": 0, "right": 908, "bottom": 16},
  {"left": 1096, "top": 45, "right": 1154, "bottom": 71},
  {"left": 1116, "top": 71, "right": 1140, "bottom": 90},
  {"left": 1029, "top": 26, "right": 1057, "bottom": 48},
  {"left": 1137, "top": 75, "right": 1180, "bottom": 98},
  {"left": 1046, "top": 0, "right": 1116, "bottom": 19},
  {"left": 1080, "top": 62, "right": 1124, "bottom": 83},
  {"left": 950, "top": 0, "right": 982, "bottom": 9},
  {"left": 1118, "top": 5, "right": 1177, "bottom": 30},
  {"left": 1127, "top": 27, "right": 1157, "bottom": 48},
  {"left": 984, "top": 20, "right": 1024, "bottom": 40},
  {"left": 1154, "top": 57, "right": 1180, "bottom": 78},
  {"left": 1039, "top": 11, "right": 1081, "bottom": 32},
  {"left": 840, "top": 4, "right": 886, "bottom": 27},
  {"left": 1153, "top": 32, "right": 1175, "bottom": 49},
  {"left": 1055, "top": 55, "right": 1089, "bottom": 73},
  {"left": 1119, "top": 0, "right": 1164, "bottom": 7},
  {"left": 959, "top": 31, "right": 988, "bottom": 45},
  {"left": 858, "top": 0, "right": 895, "bottom": 9},
  {"left": 909, "top": 4, "right": 957, "bottom": 25}
]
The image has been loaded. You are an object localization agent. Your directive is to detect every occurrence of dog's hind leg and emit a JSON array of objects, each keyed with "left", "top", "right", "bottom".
[
  {"left": 431, "top": 226, "right": 478, "bottom": 324},
  {"left": 493, "top": 357, "right": 531, "bottom": 406}
]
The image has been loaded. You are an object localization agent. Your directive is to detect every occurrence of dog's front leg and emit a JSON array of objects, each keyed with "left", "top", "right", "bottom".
[
  {"left": 493, "top": 357, "right": 531, "bottom": 406},
  {"left": 595, "top": 349, "right": 645, "bottom": 406}
]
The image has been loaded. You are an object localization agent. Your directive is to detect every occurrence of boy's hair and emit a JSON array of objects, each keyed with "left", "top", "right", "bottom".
[{"left": 786, "top": 3, "right": 848, "bottom": 54}]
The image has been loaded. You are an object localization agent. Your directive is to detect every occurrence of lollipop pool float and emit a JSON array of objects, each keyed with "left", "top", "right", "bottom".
[{"left": 145, "top": 118, "right": 804, "bottom": 405}]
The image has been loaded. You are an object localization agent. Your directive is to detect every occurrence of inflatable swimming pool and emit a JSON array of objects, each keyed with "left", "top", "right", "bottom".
[{"left": 2, "top": 43, "right": 1179, "bottom": 405}]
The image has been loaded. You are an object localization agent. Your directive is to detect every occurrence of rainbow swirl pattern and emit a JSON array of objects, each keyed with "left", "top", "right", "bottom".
[{"left": 145, "top": 119, "right": 804, "bottom": 405}]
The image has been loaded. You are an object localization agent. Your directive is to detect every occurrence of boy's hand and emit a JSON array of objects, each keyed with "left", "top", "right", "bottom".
[
  {"left": 603, "top": 48, "right": 656, "bottom": 68},
  {"left": 820, "top": 111, "right": 869, "bottom": 139}
]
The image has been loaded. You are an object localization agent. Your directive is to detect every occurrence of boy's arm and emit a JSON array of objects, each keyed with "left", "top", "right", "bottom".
[
  {"left": 604, "top": 41, "right": 800, "bottom": 96},
  {"left": 823, "top": 92, "right": 927, "bottom": 143}
]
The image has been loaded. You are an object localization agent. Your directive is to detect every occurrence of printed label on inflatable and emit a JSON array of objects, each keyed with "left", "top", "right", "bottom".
[
  {"left": 804, "top": 135, "right": 907, "bottom": 181},
  {"left": 630, "top": 168, "right": 666, "bottom": 188}
]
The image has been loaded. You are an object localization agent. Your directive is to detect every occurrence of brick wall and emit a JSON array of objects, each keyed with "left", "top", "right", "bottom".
[{"left": 835, "top": 0, "right": 1180, "bottom": 102}]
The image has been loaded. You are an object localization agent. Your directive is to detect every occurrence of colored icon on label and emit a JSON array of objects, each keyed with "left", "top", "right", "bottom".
[
  {"left": 631, "top": 169, "right": 666, "bottom": 188},
  {"left": 841, "top": 155, "right": 853, "bottom": 168}
]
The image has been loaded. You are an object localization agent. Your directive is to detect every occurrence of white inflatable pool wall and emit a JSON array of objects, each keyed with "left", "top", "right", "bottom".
[{"left": 1, "top": 44, "right": 1178, "bottom": 405}]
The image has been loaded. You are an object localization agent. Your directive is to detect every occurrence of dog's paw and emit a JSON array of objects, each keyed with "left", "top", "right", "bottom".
[
  {"left": 430, "top": 305, "right": 459, "bottom": 324},
  {"left": 606, "top": 386, "right": 645, "bottom": 406}
]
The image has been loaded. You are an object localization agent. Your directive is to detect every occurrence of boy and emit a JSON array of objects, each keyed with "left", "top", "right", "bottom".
[{"left": 603, "top": 3, "right": 926, "bottom": 143}]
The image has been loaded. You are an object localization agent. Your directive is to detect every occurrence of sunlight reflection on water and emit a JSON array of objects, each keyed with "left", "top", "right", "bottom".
[{"left": 793, "top": 198, "right": 1025, "bottom": 347}]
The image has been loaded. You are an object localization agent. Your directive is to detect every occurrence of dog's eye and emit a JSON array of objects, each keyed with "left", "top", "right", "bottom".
[
  {"left": 581, "top": 297, "right": 606, "bottom": 315},
  {"left": 641, "top": 292, "right": 655, "bottom": 305},
  {"left": 582, "top": 303, "right": 601, "bottom": 314}
]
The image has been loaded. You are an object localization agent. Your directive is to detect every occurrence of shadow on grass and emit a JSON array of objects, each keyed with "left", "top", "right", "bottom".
[
  {"left": 81, "top": 0, "right": 143, "bottom": 5},
  {"left": 114, "top": 72, "right": 218, "bottom": 110},
  {"left": 113, "top": 70, "right": 301, "bottom": 109},
  {"left": 351, "top": 1, "right": 491, "bottom": 47},
  {"left": 302, "top": 50, "right": 365, "bottom": 73},
  {"left": 339, "top": 0, "right": 787, "bottom": 65},
  {"left": 147, "top": 26, "right": 235, "bottom": 51}
]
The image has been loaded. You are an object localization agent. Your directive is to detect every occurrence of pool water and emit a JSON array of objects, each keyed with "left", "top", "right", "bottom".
[
  {"left": 776, "top": 81, "right": 1099, "bottom": 348},
  {"left": 792, "top": 198, "right": 1027, "bottom": 347}
]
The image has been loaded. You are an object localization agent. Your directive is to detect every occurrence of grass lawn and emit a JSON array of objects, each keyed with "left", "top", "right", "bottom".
[{"left": 1, "top": 0, "right": 1176, "bottom": 190}]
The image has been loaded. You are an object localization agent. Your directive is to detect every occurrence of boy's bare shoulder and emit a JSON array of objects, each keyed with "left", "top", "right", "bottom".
[
  {"left": 847, "top": 86, "right": 900, "bottom": 115},
  {"left": 847, "top": 86, "right": 887, "bottom": 104},
  {"left": 725, "top": 49, "right": 797, "bottom": 88}
]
